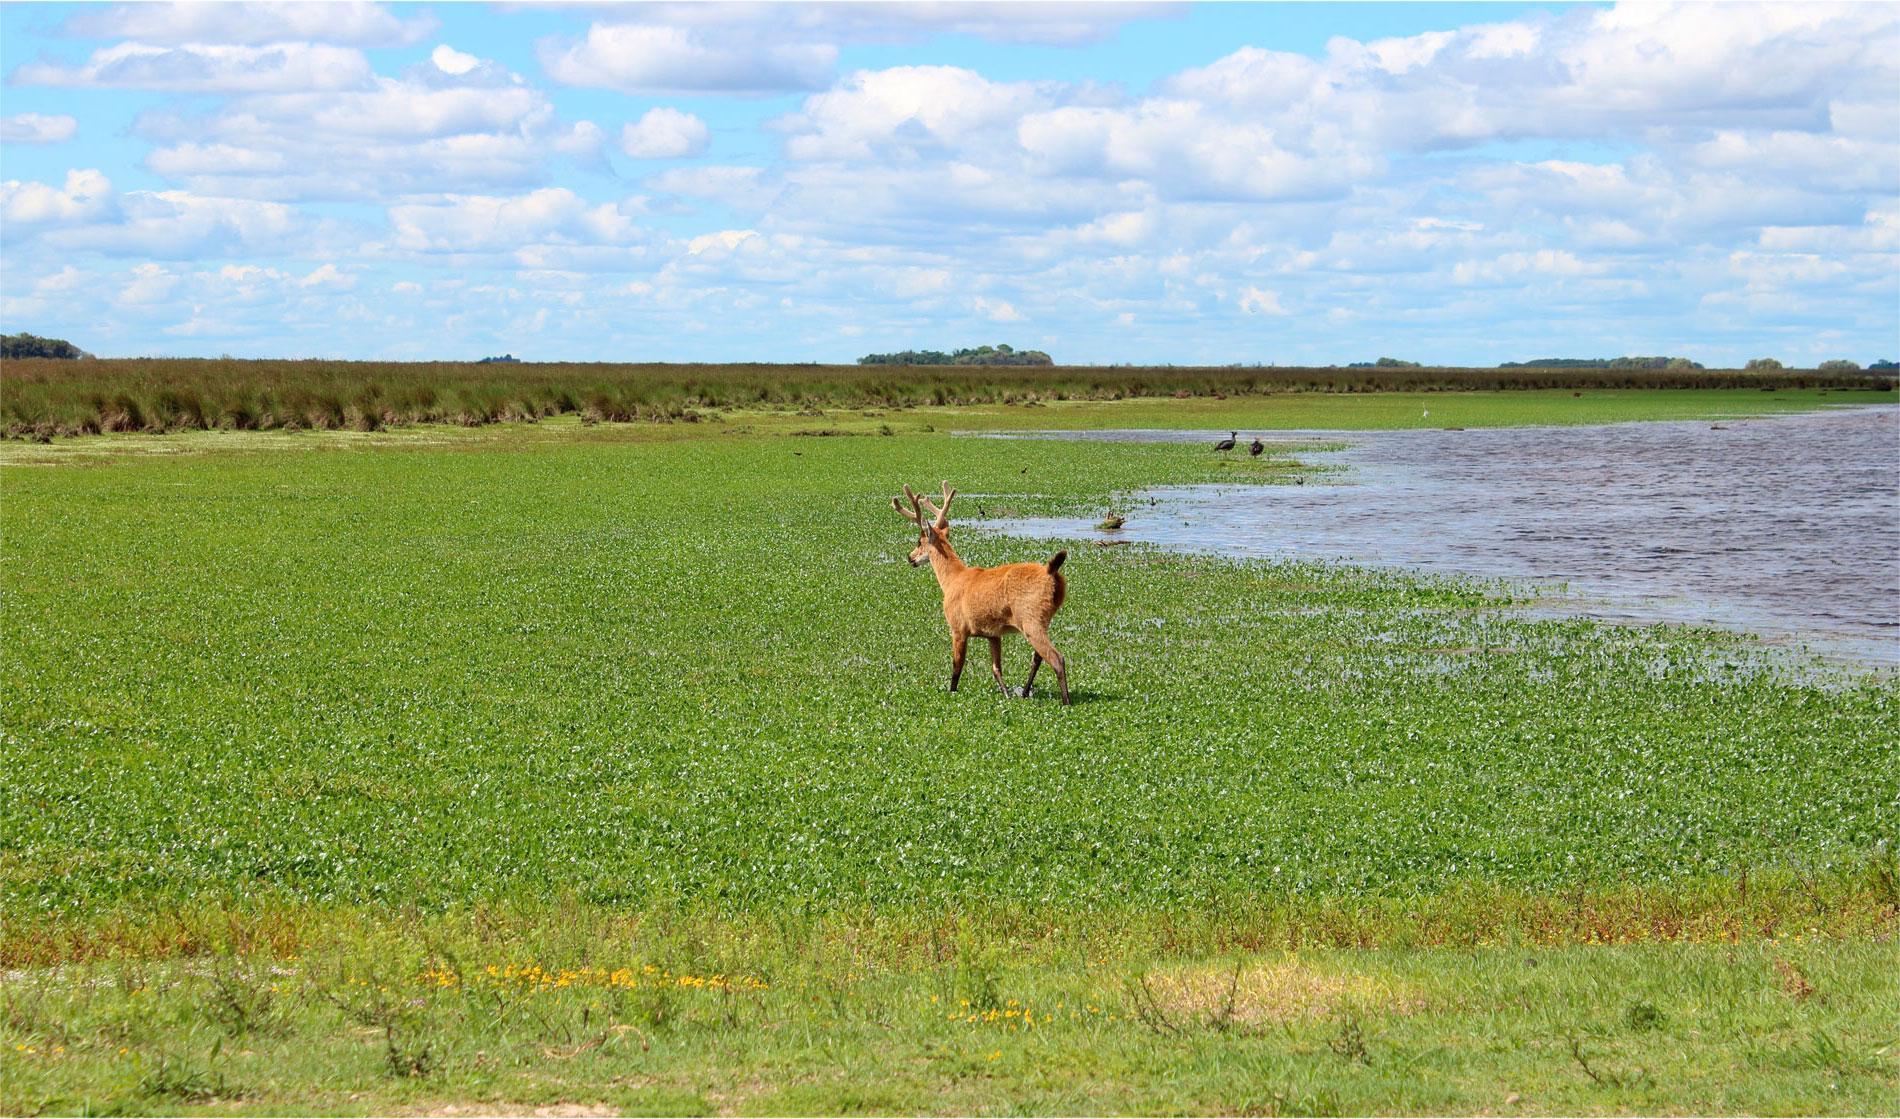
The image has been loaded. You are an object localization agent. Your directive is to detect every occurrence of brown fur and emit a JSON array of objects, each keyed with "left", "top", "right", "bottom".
[{"left": 894, "top": 481, "right": 1071, "bottom": 704}]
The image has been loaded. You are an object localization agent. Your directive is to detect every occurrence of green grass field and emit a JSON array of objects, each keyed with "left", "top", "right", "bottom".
[{"left": 2, "top": 389, "right": 1895, "bottom": 1113}]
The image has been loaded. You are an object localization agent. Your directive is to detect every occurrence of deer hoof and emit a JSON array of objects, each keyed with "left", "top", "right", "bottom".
[{"left": 1015, "top": 686, "right": 1034, "bottom": 699}]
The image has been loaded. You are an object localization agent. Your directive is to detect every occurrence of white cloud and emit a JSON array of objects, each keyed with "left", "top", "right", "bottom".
[
  {"left": 1361, "top": 30, "right": 1455, "bottom": 74},
  {"left": 299, "top": 263, "right": 355, "bottom": 289},
  {"left": 146, "top": 143, "right": 290, "bottom": 177},
  {"left": 1018, "top": 99, "right": 1369, "bottom": 202},
  {"left": 14, "top": 42, "right": 374, "bottom": 92},
  {"left": 135, "top": 66, "right": 605, "bottom": 200},
  {"left": 972, "top": 296, "right": 1025, "bottom": 322},
  {"left": 388, "top": 189, "right": 649, "bottom": 253},
  {"left": 646, "top": 165, "right": 774, "bottom": 210},
  {"left": 1070, "top": 210, "right": 1156, "bottom": 248},
  {"left": 1160, "top": 46, "right": 1322, "bottom": 107},
  {"left": 1238, "top": 286, "right": 1287, "bottom": 315},
  {"left": 1162, "top": 3, "right": 1898, "bottom": 155},
  {"left": 34, "top": 265, "right": 91, "bottom": 293},
  {"left": 1451, "top": 250, "right": 1606, "bottom": 286},
  {"left": 1, "top": 169, "right": 116, "bottom": 226},
  {"left": 16, "top": 187, "right": 321, "bottom": 259},
  {"left": 780, "top": 66, "right": 1047, "bottom": 160},
  {"left": 686, "top": 229, "right": 761, "bottom": 256},
  {"left": 431, "top": 45, "right": 479, "bottom": 76},
  {"left": 540, "top": 23, "right": 837, "bottom": 94},
  {"left": 1465, "top": 20, "right": 1541, "bottom": 60},
  {"left": 886, "top": 267, "right": 953, "bottom": 298},
  {"left": 1685, "top": 130, "right": 1899, "bottom": 192},
  {"left": 1757, "top": 206, "right": 1900, "bottom": 253},
  {"left": 1726, "top": 250, "right": 1850, "bottom": 290},
  {"left": 62, "top": 2, "right": 435, "bottom": 46},
  {"left": 759, "top": 2, "right": 1178, "bottom": 47},
  {"left": 621, "top": 108, "right": 710, "bottom": 159},
  {"left": 1, "top": 114, "right": 79, "bottom": 143},
  {"left": 117, "top": 262, "right": 179, "bottom": 305}
]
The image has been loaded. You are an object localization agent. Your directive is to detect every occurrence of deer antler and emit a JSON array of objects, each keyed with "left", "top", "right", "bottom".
[
  {"left": 901, "top": 482, "right": 938, "bottom": 531},
  {"left": 893, "top": 484, "right": 925, "bottom": 526},
  {"left": 918, "top": 480, "right": 956, "bottom": 529}
]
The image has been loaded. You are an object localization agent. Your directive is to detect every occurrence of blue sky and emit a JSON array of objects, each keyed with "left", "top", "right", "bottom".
[{"left": 2, "top": 1, "right": 1895, "bottom": 365}]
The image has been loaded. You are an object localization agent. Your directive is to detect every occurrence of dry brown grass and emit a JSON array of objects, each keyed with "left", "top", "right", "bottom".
[
  {"left": 1136, "top": 959, "right": 1418, "bottom": 1030},
  {"left": 407, "top": 1105, "right": 620, "bottom": 1117},
  {"left": 1773, "top": 956, "right": 1817, "bottom": 1001},
  {"left": 3, "top": 868, "right": 1894, "bottom": 969}
]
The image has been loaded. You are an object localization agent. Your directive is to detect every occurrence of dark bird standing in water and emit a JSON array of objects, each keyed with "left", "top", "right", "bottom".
[
  {"left": 1214, "top": 431, "right": 1237, "bottom": 451},
  {"left": 1249, "top": 438, "right": 1264, "bottom": 457}
]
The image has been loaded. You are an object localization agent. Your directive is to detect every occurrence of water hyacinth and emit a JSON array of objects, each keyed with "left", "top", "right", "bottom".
[{"left": 3, "top": 421, "right": 1893, "bottom": 921}]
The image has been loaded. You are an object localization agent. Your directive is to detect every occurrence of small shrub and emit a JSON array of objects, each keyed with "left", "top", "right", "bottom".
[{"left": 137, "top": 1052, "right": 230, "bottom": 1102}]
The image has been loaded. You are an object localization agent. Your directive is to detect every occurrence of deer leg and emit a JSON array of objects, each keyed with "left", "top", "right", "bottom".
[
  {"left": 987, "top": 637, "right": 1007, "bottom": 696},
  {"left": 1021, "top": 652, "right": 1043, "bottom": 698},
  {"left": 949, "top": 633, "right": 967, "bottom": 692},
  {"left": 1022, "top": 629, "right": 1069, "bottom": 706}
]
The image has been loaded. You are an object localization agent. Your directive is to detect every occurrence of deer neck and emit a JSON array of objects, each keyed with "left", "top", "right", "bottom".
[{"left": 927, "top": 537, "right": 968, "bottom": 589}]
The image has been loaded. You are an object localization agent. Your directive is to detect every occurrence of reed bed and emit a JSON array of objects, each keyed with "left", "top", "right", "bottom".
[{"left": 4, "top": 357, "right": 1892, "bottom": 438}]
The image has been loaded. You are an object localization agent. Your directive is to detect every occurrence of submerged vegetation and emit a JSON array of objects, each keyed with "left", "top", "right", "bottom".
[
  {"left": 3, "top": 398, "right": 1895, "bottom": 1111},
  {"left": 6, "top": 426, "right": 1895, "bottom": 918},
  {"left": 3, "top": 356, "right": 1893, "bottom": 439}
]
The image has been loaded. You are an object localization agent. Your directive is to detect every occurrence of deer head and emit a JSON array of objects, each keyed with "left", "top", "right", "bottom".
[{"left": 892, "top": 480, "right": 956, "bottom": 568}]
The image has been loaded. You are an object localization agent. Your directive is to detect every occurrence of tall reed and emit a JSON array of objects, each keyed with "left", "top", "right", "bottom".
[{"left": 3, "top": 357, "right": 1892, "bottom": 438}]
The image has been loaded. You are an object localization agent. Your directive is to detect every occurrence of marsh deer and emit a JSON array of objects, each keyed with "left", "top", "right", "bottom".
[{"left": 893, "top": 481, "right": 1070, "bottom": 705}]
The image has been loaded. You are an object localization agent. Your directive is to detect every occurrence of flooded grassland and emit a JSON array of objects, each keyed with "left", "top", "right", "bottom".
[{"left": 986, "top": 406, "right": 1899, "bottom": 668}]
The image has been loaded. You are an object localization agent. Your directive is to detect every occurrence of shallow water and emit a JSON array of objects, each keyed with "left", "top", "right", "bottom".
[{"left": 983, "top": 407, "right": 1900, "bottom": 666}]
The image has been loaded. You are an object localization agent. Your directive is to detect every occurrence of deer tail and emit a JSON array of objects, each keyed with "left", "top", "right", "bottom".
[{"left": 1046, "top": 549, "right": 1067, "bottom": 574}]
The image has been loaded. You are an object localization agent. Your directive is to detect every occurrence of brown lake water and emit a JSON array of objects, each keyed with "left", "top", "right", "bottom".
[{"left": 982, "top": 406, "right": 1900, "bottom": 667}]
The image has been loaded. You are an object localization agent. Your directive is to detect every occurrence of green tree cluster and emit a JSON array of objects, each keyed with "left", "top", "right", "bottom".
[
  {"left": 1, "top": 333, "right": 89, "bottom": 360},
  {"left": 1500, "top": 356, "right": 1703, "bottom": 370},
  {"left": 858, "top": 344, "right": 1053, "bottom": 366}
]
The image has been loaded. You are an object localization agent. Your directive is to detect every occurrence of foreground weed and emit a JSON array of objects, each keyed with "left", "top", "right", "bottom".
[
  {"left": 134, "top": 1049, "right": 231, "bottom": 1104},
  {"left": 1566, "top": 1033, "right": 1651, "bottom": 1089},
  {"left": 200, "top": 958, "right": 289, "bottom": 1038},
  {"left": 1800, "top": 1028, "right": 1886, "bottom": 1079},
  {"left": 1327, "top": 1014, "right": 1374, "bottom": 1066},
  {"left": 1625, "top": 999, "right": 1666, "bottom": 1032},
  {"left": 320, "top": 973, "right": 437, "bottom": 1078}
]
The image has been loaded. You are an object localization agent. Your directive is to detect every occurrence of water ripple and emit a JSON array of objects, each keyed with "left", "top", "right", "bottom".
[{"left": 980, "top": 406, "right": 1900, "bottom": 666}]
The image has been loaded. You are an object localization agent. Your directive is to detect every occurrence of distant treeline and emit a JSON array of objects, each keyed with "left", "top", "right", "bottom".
[
  {"left": 2, "top": 333, "right": 90, "bottom": 360},
  {"left": 5, "top": 358, "right": 1894, "bottom": 440},
  {"left": 858, "top": 344, "right": 1053, "bottom": 366},
  {"left": 1501, "top": 356, "right": 1704, "bottom": 369}
]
